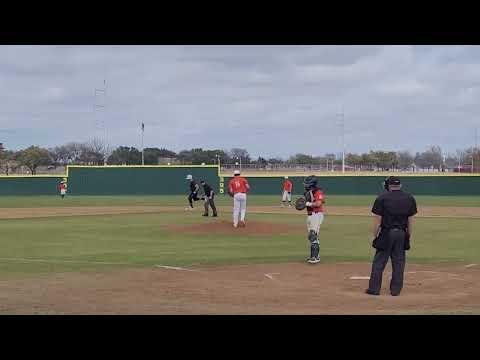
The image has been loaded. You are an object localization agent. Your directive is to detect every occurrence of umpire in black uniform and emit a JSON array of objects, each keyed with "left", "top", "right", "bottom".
[
  {"left": 200, "top": 180, "right": 218, "bottom": 217},
  {"left": 366, "top": 176, "right": 417, "bottom": 296}
]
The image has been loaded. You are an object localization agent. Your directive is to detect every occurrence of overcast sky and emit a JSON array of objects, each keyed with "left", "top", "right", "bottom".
[{"left": 1, "top": 45, "right": 479, "bottom": 159}]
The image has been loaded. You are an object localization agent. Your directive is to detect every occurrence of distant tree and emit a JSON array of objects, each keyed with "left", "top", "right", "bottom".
[
  {"left": 288, "top": 153, "right": 314, "bottom": 164},
  {"left": 255, "top": 157, "right": 268, "bottom": 167},
  {"left": 415, "top": 146, "right": 443, "bottom": 170},
  {"left": 143, "top": 147, "right": 174, "bottom": 165},
  {"left": 444, "top": 153, "right": 459, "bottom": 169},
  {"left": 78, "top": 140, "right": 107, "bottom": 165},
  {"left": 0, "top": 149, "right": 17, "bottom": 175},
  {"left": 49, "top": 145, "right": 72, "bottom": 168},
  {"left": 267, "top": 158, "right": 284, "bottom": 165},
  {"left": 107, "top": 146, "right": 142, "bottom": 165},
  {"left": 229, "top": 148, "right": 251, "bottom": 164},
  {"left": 15, "top": 146, "right": 51, "bottom": 175},
  {"left": 345, "top": 153, "right": 363, "bottom": 169},
  {"left": 397, "top": 151, "right": 414, "bottom": 170}
]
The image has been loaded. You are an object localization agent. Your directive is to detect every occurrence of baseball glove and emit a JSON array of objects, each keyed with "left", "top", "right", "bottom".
[
  {"left": 294, "top": 197, "right": 306, "bottom": 211},
  {"left": 228, "top": 191, "right": 234, "bottom": 198}
]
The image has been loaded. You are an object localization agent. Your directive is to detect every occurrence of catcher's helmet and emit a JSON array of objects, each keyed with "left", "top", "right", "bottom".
[{"left": 303, "top": 175, "right": 318, "bottom": 191}]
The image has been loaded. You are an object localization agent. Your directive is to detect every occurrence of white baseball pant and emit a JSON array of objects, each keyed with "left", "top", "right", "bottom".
[
  {"left": 307, "top": 212, "right": 324, "bottom": 236},
  {"left": 233, "top": 193, "right": 247, "bottom": 226},
  {"left": 282, "top": 190, "right": 291, "bottom": 202}
]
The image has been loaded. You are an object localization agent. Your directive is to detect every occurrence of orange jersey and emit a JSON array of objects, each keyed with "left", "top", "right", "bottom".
[
  {"left": 283, "top": 180, "right": 293, "bottom": 192},
  {"left": 307, "top": 189, "right": 325, "bottom": 214},
  {"left": 228, "top": 176, "right": 250, "bottom": 194}
]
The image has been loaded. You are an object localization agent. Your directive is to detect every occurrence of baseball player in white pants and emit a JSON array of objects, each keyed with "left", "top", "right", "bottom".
[
  {"left": 228, "top": 170, "right": 250, "bottom": 228},
  {"left": 233, "top": 193, "right": 247, "bottom": 227}
]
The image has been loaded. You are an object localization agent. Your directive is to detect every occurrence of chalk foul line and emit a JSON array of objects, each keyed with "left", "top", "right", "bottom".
[{"left": 154, "top": 265, "right": 199, "bottom": 272}]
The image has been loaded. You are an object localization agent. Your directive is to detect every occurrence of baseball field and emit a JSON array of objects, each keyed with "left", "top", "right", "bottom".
[{"left": 1, "top": 194, "right": 479, "bottom": 314}]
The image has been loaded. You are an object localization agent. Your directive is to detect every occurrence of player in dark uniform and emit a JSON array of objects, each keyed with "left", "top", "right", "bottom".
[
  {"left": 366, "top": 176, "right": 418, "bottom": 296},
  {"left": 200, "top": 180, "right": 218, "bottom": 217},
  {"left": 185, "top": 174, "right": 201, "bottom": 210}
]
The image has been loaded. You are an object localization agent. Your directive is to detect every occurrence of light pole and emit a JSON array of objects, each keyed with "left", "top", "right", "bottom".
[
  {"left": 336, "top": 107, "right": 346, "bottom": 173},
  {"left": 141, "top": 122, "right": 145, "bottom": 166}
]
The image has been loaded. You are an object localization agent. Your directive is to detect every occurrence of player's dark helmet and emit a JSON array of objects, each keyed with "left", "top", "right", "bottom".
[{"left": 303, "top": 175, "right": 318, "bottom": 191}]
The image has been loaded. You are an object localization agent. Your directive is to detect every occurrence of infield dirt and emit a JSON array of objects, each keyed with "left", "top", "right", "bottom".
[{"left": 0, "top": 262, "right": 478, "bottom": 314}]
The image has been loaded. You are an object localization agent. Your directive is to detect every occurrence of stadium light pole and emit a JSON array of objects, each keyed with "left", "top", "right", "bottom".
[
  {"left": 475, "top": 128, "right": 478, "bottom": 173},
  {"left": 141, "top": 122, "right": 145, "bottom": 166},
  {"left": 337, "top": 107, "right": 346, "bottom": 173}
]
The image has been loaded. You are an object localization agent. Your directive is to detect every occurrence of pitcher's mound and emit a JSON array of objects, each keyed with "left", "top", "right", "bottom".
[{"left": 175, "top": 220, "right": 302, "bottom": 236}]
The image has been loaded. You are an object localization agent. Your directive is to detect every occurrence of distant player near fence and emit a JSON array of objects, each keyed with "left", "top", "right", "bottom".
[
  {"left": 57, "top": 179, "right": 67, "bottom": 199},
  {"left": 228, "top": 170, "right": 250, "bottom": 228},
  {"left": 281, "top": 176, "right": 293, "bottom": 207}
]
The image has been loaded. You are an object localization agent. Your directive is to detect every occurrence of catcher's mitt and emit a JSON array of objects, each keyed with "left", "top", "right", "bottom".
[{"left": 294, "top": 197, "right": 306, "bottom": 210}]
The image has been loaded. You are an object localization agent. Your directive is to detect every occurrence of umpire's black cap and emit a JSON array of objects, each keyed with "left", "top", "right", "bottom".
[{"left": 386, "top": 176, "right": 401, "bottom": 186}]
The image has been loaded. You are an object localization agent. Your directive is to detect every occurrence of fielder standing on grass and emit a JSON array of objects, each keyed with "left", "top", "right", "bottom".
[
  {"left": 228, "top": 170, "right": 250, "bottom": 228},
  {"left": 281, "top": 176, "right": 293, "bottom": 207},
  {"left": 57, "top": 179, "right": 67, "bottom": 199},
  {"left": 365, "top": 176, "right": 417, "bottom": 296},
  {"left": 200, "top": 180, "right": 218, "bottom": 217}
]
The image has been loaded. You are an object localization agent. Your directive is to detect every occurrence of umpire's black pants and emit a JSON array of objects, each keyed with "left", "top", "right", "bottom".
[
  {"left": 203, "top": 193, "right": 217, "bottom": 216},
  {"left": 368, "top": 229, "right": 406, "bottom": 295}
]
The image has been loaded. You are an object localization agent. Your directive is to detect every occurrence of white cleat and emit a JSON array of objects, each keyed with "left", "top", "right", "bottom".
[{"left": 307, "top": 257, "right": 321, "bottom": 264}]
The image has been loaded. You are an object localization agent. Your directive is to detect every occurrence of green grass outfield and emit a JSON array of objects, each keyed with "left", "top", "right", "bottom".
[
  {"left": 0, "top": 194, "right": 479, "bottom": 280},
  {"left": 1, "top": 194, "right": 480, "bottom": 207}
]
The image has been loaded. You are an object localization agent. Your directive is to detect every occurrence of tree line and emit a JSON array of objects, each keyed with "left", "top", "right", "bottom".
[{"left": 1, "top": 140, "right": 479, "bottom": 175}]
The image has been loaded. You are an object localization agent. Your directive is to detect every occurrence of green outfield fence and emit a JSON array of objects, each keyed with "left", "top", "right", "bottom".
[
  {"left": 66, "top": 165, "right": 219, "bottom": 195},
  {"left": 221, "top": 175, "right": 480, "bottom": 196},
  {"left": 1, "top": 166, "right": 480, "bottom": 196},
  {"left": 0, "top": 176, "right": 64, "bottom": 195}
]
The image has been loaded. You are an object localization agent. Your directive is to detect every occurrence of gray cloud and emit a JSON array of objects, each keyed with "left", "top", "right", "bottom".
[{"left": 0, "top": 45, "right": 479, "bottom": 158}]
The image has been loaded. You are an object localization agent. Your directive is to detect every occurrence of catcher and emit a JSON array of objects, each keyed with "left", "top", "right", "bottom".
[{"left": 294, "top": 175, "right": 325, "bottom": 264}]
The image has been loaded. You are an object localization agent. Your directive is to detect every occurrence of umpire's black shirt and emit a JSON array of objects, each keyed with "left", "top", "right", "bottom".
[
  {"left": 202, "top": 183, "right": 214, "bottom": 197},
  {"left": 372, "top": 190, "right": 417, "bottom": 230}
]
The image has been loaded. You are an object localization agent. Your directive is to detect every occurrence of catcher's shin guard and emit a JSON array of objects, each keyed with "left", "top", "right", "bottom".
[{"left": 308, "top": 230, "right": 320, "bottom": 258}]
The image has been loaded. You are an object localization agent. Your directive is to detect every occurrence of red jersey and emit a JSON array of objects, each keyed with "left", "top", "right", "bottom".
[
  {"left": 283, "top": 180, "right": 293, "bottom": 192},
  {"left": 228, "top": 176, "right": 250, "bottom": 194},
  {"left": 58, "top": 183, "right": 66, "bottom": 191},
  {"left": 306, "top": 189, "right": 325, "bottom": 214}
]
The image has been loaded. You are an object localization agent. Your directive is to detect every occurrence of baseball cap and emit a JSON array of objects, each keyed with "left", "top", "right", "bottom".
[
  {"left": 386, "top": 176, "right": 401, "bottom": 186},
  {"left": 186, "top": 174, "right": 193, "bottom": 180},
  {"left": 234, "top": 170, "right": 240, "bottom": 175},
  {"left": 284, "top": 176, "right": 289, "bottom": 179}
]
